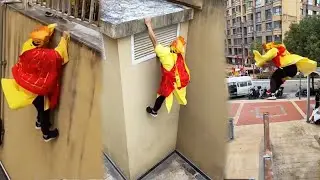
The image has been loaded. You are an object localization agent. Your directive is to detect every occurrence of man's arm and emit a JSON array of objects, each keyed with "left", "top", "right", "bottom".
[{"left": 145, "top": 18, "right": 158, "bottom": 48}]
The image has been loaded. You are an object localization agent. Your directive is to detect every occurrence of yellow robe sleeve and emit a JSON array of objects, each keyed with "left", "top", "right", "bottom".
[
  {"left": 155, "top": 44, "right": 174, "bottom": 71},
  {"left": 21, "top": 39, "right": 37, "bottom": 54},
  {"left": 253, "top": 48, "right": 278, "bottom": 67},
  {"left": 55, "top": 37, "right": 69, "bottom": 65}
]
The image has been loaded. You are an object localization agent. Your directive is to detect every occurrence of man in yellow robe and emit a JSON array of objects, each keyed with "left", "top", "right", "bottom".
[
  {"left": 1, "top": 23, "right": 70, "bottom": 142},
  {"left": 144, "top": 18, "right": 191, "bottom": 117},
  {"left": 253, "top": 42, "right": 317, "bottom": 100}
]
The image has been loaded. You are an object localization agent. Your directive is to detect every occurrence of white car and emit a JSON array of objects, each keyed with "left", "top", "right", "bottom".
[{"left": 226, "top": 76, "right": 253, "bottom": 98}]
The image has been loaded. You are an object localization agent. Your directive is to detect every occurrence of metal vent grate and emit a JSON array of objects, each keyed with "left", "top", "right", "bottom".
[{"left": 133, "top": 24, "right": 179, "bottom": 64}]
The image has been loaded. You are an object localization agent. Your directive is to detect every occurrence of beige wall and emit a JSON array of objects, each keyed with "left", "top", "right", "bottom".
[
  {"left": 282, "top": 0, "right": 300, "bottom": 38},
  {"left": 176, "top": 0, "right": 228, "bottom": 179},
  {"left": 101, "top": 36, "right": 130, "bottom": 177},
  {"left": 102, "top": 22, "right": 189, "bottom": 179},
  {"left": 0, "top": 8, "right": 103, "bottom": 179}
]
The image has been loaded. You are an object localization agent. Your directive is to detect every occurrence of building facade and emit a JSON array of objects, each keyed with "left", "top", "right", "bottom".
[{"left": 225, "top": 0, "right": 303, "bottom": 65}]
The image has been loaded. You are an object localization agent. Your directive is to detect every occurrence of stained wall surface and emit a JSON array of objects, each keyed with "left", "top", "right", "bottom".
[
  {"left": 176, "top": 0, "right": 229, "bottom": 179},
  {"left": 101, "top": 22, "right": 189, "bottom": 179},
  {"left": 0, "top": 8, "right": 104, "bottom": 179}
]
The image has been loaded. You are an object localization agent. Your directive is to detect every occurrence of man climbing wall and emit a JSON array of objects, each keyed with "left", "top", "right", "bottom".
[
  {"left": 144, "top": 17, "right": 191, "bottom": 117},
  {"left": 1, "top": 23, "right": 70, "bottom": 142}
]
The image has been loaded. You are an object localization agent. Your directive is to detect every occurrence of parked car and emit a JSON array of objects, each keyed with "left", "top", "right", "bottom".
[{"left": 226, "top": 76, "right": 253, "bottom": 98}]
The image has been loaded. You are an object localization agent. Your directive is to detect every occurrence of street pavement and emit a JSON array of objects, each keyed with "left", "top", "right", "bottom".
[{"left": 225, "top": 98, "right": 320, "bottom": 180}]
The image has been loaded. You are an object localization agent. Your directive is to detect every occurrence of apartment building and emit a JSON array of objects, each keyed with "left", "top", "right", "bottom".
[
  {"left": 301, "top": 0, "right": 320, "bottom": 16},
  {"left": 225, "top": 0, "right": 302, "bottom": 65}
]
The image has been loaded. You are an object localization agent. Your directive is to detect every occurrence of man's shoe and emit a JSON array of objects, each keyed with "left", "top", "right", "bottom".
[
  {"left": 43, "top": 129, "right": 59, "bottom": 142},
  {"left": 146, "top": 106, "right": 158, "bottom": 117},
  {"left": 267, "top": 93, "right": 277, "bottom": 100},
  {"left": 35, "top": 121, "right": 41, "bottom": 130}
]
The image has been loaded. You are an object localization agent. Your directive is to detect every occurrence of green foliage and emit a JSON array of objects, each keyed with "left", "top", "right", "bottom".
[
  {"left": 283, "top": 15, "right": 320, "bottom": 63},
  {"left": 250, "top": 40, "right": 263, "bottom": 55}
]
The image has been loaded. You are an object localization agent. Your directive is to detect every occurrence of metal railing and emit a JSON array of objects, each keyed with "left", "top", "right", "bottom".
[
  {"left": 28, "top": 0, "right": 100, "bottom": 27},
  {"left": 262, "top": 112, "right": 273, "bottom": 180}
]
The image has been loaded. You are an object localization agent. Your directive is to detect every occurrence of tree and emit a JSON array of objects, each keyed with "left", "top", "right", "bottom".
[
  {"left": 250, "top": 40, "right": 263, "bottom": 55},
  {"left": 284, "top": 15, "right": 320, "bottom": 63}
]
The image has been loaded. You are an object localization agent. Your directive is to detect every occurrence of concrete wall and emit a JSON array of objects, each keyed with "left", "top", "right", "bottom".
[
  {"left": 282, "top": 0, "right": 300, "bottom": 38},
  {"left": 101, "top": 22, "right": 189, "bottom": 179},
  {"left": 0, "top": 8, "right": 103, "bottom": 179},
  {"left": 176, "top": 0, "right": 228, "bottom": 179}
]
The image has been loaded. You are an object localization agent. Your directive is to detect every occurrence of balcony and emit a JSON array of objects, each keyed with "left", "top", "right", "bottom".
[
  {"left": 233, "top": 0, "right": 241, "bottom": 6},
  {"left": 273, "top": 29, "right": 282, "bottom": 35},
  {"left": 273, "top": 14, "right": 282, "bottom": 21},
  {"left": 236, "top": 11, "right": 241, "bottom": 17},
  {"left": 273, "top": 0, "right": 281, "bottom": 7},
  {"left": 246, "top": 7, "right": 253, "bottom": 14}
]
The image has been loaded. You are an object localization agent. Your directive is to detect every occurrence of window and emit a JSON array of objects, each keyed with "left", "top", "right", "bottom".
[
  {"left": 236, "top": 27, "right": 242, "bottom": 34},
  {"left": 244, "top": 38, "right": 248, "bottom": 44},
  {"left": 248, "top": 1, "right": 253, "bottom": 7},
  {"left": 236, "top": 5, "right": 241, "bottom": 12},
  {"left": 265, "top": 0, "right": 272, "bottom": 4},
  {"left": 265, "top": 9, "right": 272, "bottom": 20},
  {"left": 301, "top": 8, "right": 304, "bottom": 16},
  {"left": 273, "top": 6, "right": 282, "bottom": 15},
  {"left": 248, "top": 25, "right": 253, "bottom": 33},
  {"left": 256, "top": 24, "right": 262, "bottom": 32},
  {"left": 274, "top": 21, "right": 281, "bottom": 29},
  {"left": 256, "top": 0, "right": 261, "bottom": 6},
  {"left": 243, "top": 27, "right": 247, "bottom": 35},
  {"left": 233, "top": 28, "right": 236, "bottom": 34},
  {"left": 274, "top": 35, "right": 282, "bottom": 42},
  {"left": 236, "top": 17, "right": 241, "bottom": 22},
  {"left": 266, "top": 36, "right": 273, "bottom": 42},
  {"left": 228, "top": 39, "right": 232, "bottom": 45},
  {"left": 243, "top": 5, "right": 246, "bottom": 14},
  {"left": 247, "top": 81, "right": 252, "bottom": 86},
  {"left": 232, "top": 18, "right": 236, "bottom": 24},
  {"left": 266, "top": 22, "right": 272, "bottom": 31},
  {"left": 132, "top": 24, "right": 179, "bottom": 63},
  {"left": 243, "top": 16, "right": 247, "bottom": 22},
  {"left": 227, "top": 30, "right": 230, "bottom": 35},
  {"left": 228, "top": 48, "right": 232, "bottom": 55},
  {"left": 256, "top": 12, "right": 261, "bottom": 22},
  {"left": 248, "top": 13, "right": 253, "bottom": 21},
  {"left": 256, "top": 36, "right": 262, "bottom": 42},
  {"left": 238, "top": 82, "right": 247, "bottom": 87}
]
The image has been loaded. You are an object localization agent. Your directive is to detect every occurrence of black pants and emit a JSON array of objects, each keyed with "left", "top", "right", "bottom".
[
  {"left": 270, "top": 64, "right": 298, "bottom": 93},
  {"left": 153, "top": 96, "right": 166, "bottom": 112},
  {"left": 32, "top": 96, "right": 51, "bottom": 135}
]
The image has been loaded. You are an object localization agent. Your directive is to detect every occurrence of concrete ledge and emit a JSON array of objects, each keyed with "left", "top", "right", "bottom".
[
  {"left": 6, "top": 3, "right": 103, "bottom": 54},
  {"left": 99, "top": 0, "right": 193, "bottom": 39}
]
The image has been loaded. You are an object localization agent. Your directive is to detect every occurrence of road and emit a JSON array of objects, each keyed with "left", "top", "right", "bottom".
[{"left": 229, "top": 79, "right": 317, "bottom": 101}]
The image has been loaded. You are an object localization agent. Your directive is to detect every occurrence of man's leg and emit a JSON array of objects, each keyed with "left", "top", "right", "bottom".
[
  {"left": 268, "top": 68, "right": 285, "bottom": 99},
  {"left": 33, "top": 96, "right": 59, "bottom": 142},
  {"left": 32, "top": 96, "right": 52, "bottom": 130},
  {"left": 146, "top": 96, "right": 166, "bottom": 117}
]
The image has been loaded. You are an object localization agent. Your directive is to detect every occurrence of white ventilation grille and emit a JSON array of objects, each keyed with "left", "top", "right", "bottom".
[{"left": 132, "top": 24, "right": 180, "bottom": 64}]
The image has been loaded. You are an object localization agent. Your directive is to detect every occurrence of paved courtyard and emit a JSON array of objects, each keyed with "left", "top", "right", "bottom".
[{"left": 226, "top": 98, "right": 320, "bottom": 180}]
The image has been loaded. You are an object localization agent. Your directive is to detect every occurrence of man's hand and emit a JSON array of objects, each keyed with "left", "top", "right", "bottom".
[
  {"left": 63, "top": 31, "right": 70, "bottom": 41},
  {"left": 144, "top": 17, "right": 157, "bottom": 48},
  {"left": 145, "top": 18, "right": 152, "bottom": 26}
]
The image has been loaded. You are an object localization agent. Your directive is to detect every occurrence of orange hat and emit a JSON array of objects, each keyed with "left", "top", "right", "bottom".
[
  {"left": 170, "top": 36, "right": 186, "bottom": 54},
  {"left": 30, "top": 23, "right": 56, "bottom": 44}
]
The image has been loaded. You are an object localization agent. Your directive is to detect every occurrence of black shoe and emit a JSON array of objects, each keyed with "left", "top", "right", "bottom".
[
  {"left": 35, "top": 121, "right": 41, "bottom": 130},
  {"left": 146, "top": 106, "right": 158, "bottom": 117},
  {"left": 43, "top": 129, "right": 59, "bottom": 142},
  {"left": 36, "top": 120, "right": 52, "bottom": 130}
]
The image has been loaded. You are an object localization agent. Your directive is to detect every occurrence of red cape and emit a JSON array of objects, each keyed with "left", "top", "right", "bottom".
[{"left": 12, "top": 48, "right": 63, "bottom": 109}]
